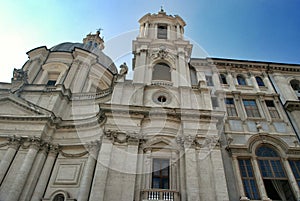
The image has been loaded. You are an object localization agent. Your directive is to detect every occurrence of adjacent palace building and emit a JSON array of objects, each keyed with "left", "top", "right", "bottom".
[{"left": 1, "top": 9, "right": 300, "bottom": 201}]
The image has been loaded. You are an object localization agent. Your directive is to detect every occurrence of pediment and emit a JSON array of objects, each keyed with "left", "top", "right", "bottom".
[{"left": 0, "top": 96, "right": 51, "bottom": 117}]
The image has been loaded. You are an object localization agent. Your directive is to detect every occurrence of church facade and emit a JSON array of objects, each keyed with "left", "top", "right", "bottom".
[{"left": 0, "top": 9, "right": 300, "bottom": 201}]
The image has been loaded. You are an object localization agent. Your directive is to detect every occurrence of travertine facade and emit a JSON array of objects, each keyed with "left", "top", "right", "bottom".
[{"left": 0, "top": 9, "right": 300, "bottom": 201}]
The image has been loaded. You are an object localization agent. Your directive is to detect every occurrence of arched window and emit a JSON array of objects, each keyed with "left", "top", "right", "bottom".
[
  {"left": 219, "top": 74, "right": 227, "bottom": 84},
  {"left": 53, "top": 193, "right": 65, "bottom": 201},
  {"left": 290, "top": 79, "right": 300, "bottom": 91},
  {"left": 256, "top": 146, "right": 295, "bottom": 201},
  {"left": 152, "top": 63, "right": 171, "bottom": 81},
  {"left": 189, "top": 66, "right": 197, "bottom": 85},
  {"left": 255, "top": 76, "right": 265, "bottom": 87},
  {"left": 237, "top": 75, "right": 246, "bottom": 85}
]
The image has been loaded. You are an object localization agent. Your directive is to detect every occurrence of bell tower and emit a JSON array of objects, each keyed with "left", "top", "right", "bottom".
[{"left": 132, "top": 9, "right": 193, "bottom": 87}]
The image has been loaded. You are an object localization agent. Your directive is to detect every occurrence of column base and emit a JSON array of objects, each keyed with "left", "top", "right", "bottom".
[{"left": 240, "top": 196, "right": 250, "bottom": 201}]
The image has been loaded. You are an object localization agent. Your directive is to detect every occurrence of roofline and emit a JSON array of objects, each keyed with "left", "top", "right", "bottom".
[{"left": 190, "top": 57, "right": 300, "bottom": 67}]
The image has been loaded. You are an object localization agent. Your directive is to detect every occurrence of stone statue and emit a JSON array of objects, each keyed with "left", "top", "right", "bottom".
[
  {"left": 13, "top": 68, "right": 27, "bottom": 82},
  {"left": 11, "top": 68, "right": 28, "bottom": 94},
  {"left": 119, "top": 62, "right": 128, "bottom": 76}
]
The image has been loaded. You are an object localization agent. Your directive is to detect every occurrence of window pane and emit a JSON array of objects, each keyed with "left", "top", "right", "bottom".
[
  {"left": 152, "top": 158, "right": 170, "bottom": 189},
  {"left": 237, "top": 75, "right": 246, "bottom": 85},
  {"left": 47, "top": 80, "right": 56, "bottom": 86},
  {"left": 256, "top": 76, "right": 265, "bottom": 86},
  {"left": 243, "top": 100, "right": 260, "bottom": 118},
  {"left": 220, "top": 74, "right": 227, "bottom": 84},
  {"left": 289, "top": 160, "right": 300, "bottom": 188},
  {"left": 152, "top": 63, "right": 171, "bottom": 81},
  {"left": 238, "top": 159, "right": 260, "bottom": 200},
  {"left": 206, "top": 75, "right": 214, "bottom": 86},
  {"left": 256, "top": 146, "right": 279, "bottom": 157},
  {"left": 225, "top": 98, "right": 237, "bottom": 117},
  {"left": 157, "top": 25, "right": 167, "bottom": 39},
  {"left": 152, "top": 178, "right": 160, "bottom": 188}
]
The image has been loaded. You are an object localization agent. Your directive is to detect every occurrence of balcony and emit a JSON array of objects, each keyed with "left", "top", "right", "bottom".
[{"left": 141, "top": 189, "right": 179, "bottom": 201}]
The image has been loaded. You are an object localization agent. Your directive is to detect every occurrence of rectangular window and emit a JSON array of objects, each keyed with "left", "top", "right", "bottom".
[
  {"left": 157, "top": 25, "right": 167, "bottom": 39},
  {"left": 152, "top": 158, "right": 170, "bottom": 189},
  {"left": 205, "top": 75, "right": 214, "bottom": 86},
  {"left": 238, "top": 159, "right": 260, "bottom": 200},
  {"left": 289, "top": 160, "right": 300, "bottom": 188},
  {"left": 243, "top": 99, "right": 261, "bottom": 118},
  {"left": 265, "top": 100, "right": 280, "bottom": 119},
  {"left": 225, "top": 98, "right": 237, "bottom": 117}
]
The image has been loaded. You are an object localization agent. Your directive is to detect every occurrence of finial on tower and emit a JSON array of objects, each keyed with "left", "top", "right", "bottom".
[
  {"left": 160, "top": 5, "right": 164, "bottom": 12},
  {"left": 96, "top": 28, "right": 103, "bottom": 36}
]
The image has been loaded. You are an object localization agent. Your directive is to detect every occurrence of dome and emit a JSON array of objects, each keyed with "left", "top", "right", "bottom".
[{"left": 50, "top": 42, "right": 118, "bottom": 74}]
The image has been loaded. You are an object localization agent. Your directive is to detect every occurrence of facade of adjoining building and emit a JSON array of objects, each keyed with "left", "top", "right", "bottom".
[{"left": 0, "top": 9, "right": 300, "bottom": 201}]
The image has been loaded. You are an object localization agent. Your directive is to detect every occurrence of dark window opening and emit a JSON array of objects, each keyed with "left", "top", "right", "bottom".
[
  {"left": 205, "top": 75, "right": 214, "bottom": 86},
  {"left": 225, "top": 98, "right": 237, "bottom": 117},
  {"left": 289, "top": 160, "right": 300, "bottom": 188},
  {"left": 157, "top": 96, "right": 167, "bottom": 103},
  {"left": 157, "top": 25, "right": 167, "bottom": 39},
  {"left": 290, "top": 79, "right": 300, "bottom": 91},
  {"left": 152, "top": 158, "right": 170, "bottom": 189},
  {"left": 190, "top": 66, "right": 197, "bottom": 85},
  {"left": 47, "top": 80, "right": 56, "bottom": 86},
  {"left": 265, "top": 100, "right": 280, "bottom": 119},
  {"left": 53, "top": 194, "right": 65, "bottom": 201},
  {"left": 237, "top": 75, "right": 246, "bottom": 85},
  {"left": 220, "top": 74, "right": 227, "bottom": 84},
  {"left": 256, "top": 76, "right": 265, "bottom": 87}
]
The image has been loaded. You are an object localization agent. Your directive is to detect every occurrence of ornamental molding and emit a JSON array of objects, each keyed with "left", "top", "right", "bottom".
[
  {"left": 104, "top": 130, "right": 141, "bottom": 144},
  {"left": 149, "top": 46, "right": 176, "bottom": 67}
]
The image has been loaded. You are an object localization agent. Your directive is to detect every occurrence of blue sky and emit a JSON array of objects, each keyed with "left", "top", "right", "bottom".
[{"left": 0, "top": 0, "right": 300, "bottom": 82}]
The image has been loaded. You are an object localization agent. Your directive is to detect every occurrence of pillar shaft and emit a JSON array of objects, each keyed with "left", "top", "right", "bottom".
[
  {"left": 0, "top": 142, "right": 20, "bottom": 184},
  {"left": 77, "top": 143, "right": 99, "bottom": 201},
  {"left": 31, "top": 146, "right": 58, "bottom": 201},
  {"left": 7, "top": 143, "right": 39, "bottom": 201},
  {"left": 251, "top": 157, "right": 270, "bottom": 200}
]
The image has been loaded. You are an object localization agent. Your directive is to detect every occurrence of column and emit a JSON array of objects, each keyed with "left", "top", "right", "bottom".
[
  {"left": 232, "top": 156, "right": 249, "bottom": 200},
  {"left": 144, "top": 23, "right": 149, "bottom": 37},
  {"left": 282, "top": 158, "right": 300, "bottom": 199},
  {"left": 179, "top": 149, "right": 187, "bottom": 201},
  {"left": 154, "top": 24, "right": 158, "bottom": 39},
  {"left": 167, "top": 24, "right": 171, "bottom": 39},
  {"left": 144, "top": 148, "right": 152, "bottom": 190},
  {"left": 121, "top": 142, "right": 139, "bottom": 200},
  {"left": 184, "top": 147, "right": 201, "bottom": 201},
  {"left": 7, "top": 139, "right": 40, "bottom": 201},
  {"left": 251, "top": 157, "right": 270, "bottom": 201},
  {"left": 31, "top": 144, "right": 59, "bottom": 201},
  {"left": 227, "top": 71, "right": 236, "bottom": 90},
  {"left": 19, "top": 145, "right": 48, "bottom": 201},
  {"left": 64, "top": 60, "right": 80, "bottom": 89},
  {"left": 0, "top": 139, "right": 20, "bottom": 184},
  {"left": 89, "top": 140, "right": 113, "bottom": 201},
  {"left": 176, "top": 24, "right": 181, "bottom": 39},
  {"left": 249, "top": 73, "right": 259, "bottom": 91},
  {"left": 77, "top": 141, "right": 100, "bottom": 201},
  {"left": 262, "top": 73, "right": 274, "bottom": 93}
]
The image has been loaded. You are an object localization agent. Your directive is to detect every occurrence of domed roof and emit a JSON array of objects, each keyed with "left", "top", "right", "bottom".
[{"left": 50, "top": 42, "right": 117, "bottom": 74}]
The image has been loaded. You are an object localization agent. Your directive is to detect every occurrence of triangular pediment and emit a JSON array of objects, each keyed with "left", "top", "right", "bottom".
[{"left": 0, "top": 95, "right": 52, "bottom": 117}]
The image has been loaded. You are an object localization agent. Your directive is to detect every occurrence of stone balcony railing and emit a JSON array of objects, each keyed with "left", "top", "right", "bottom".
[{"left": 141, "top": 189, "right": 179, "bottom": 201}]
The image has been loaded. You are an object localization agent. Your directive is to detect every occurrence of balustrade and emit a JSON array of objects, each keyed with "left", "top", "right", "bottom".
[{"left": 141, "top": 189, "right": 179, "bottom": 201}]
